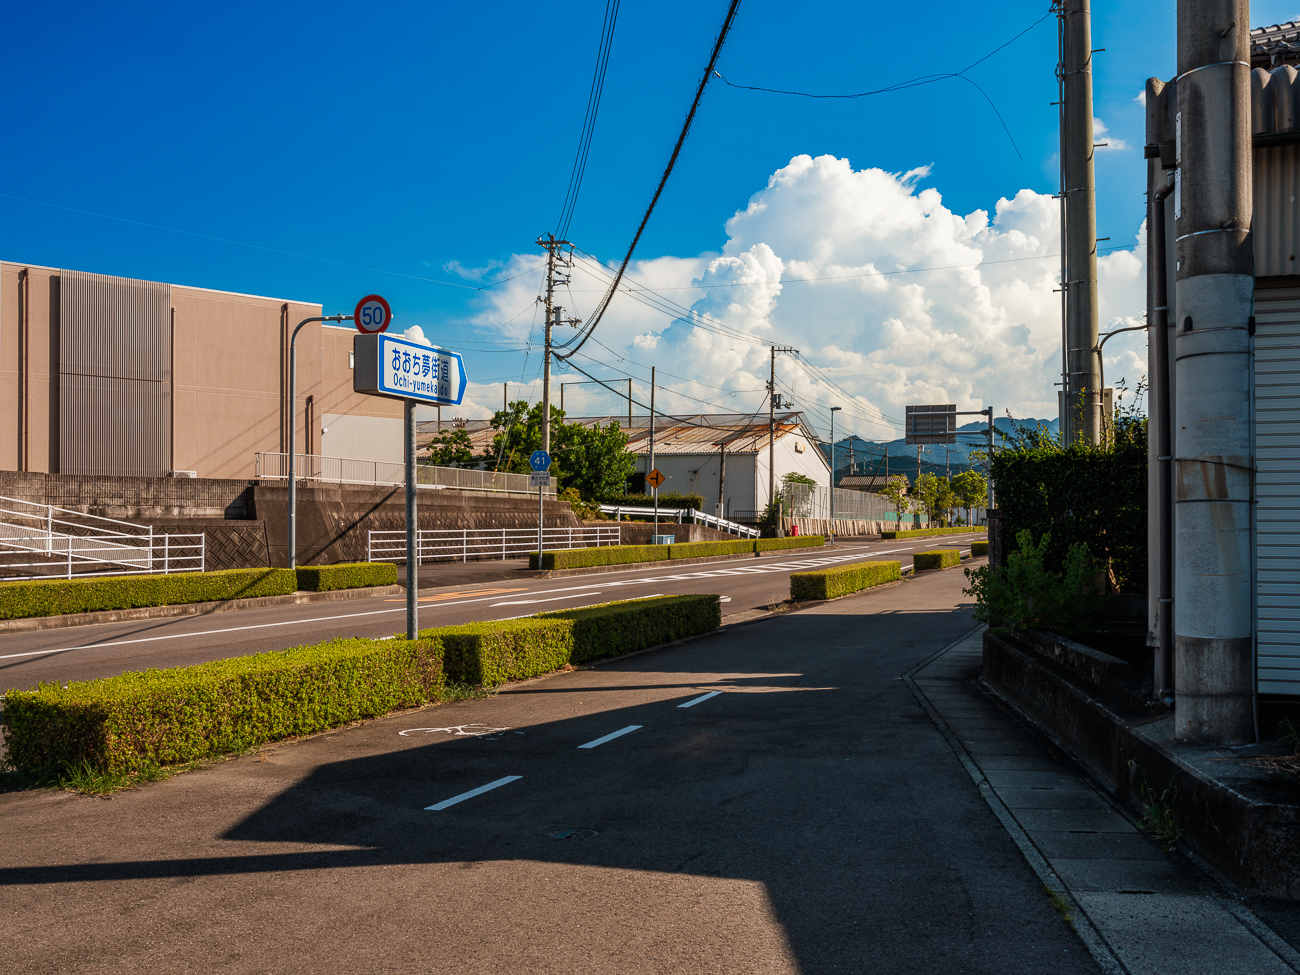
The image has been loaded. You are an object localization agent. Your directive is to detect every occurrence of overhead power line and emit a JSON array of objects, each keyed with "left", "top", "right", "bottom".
[
  {"left": 557, "top": 0, "right": 744, "bottom": 362},
  {"left": 712, "top": 10, "right": 1054, "bottom": 159},
  {"left": 556, "top": 0, "right": 621, "bottom": 240}
]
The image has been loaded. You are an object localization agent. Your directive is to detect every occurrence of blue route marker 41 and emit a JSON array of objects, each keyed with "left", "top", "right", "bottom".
[{"left": 530, "top": 450, "right": 551, "bottom": 472}]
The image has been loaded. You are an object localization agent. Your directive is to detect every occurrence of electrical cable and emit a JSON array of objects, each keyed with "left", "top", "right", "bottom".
[
  {"left": 712, "top": 10, "right": 1054, "bottom": 159},
  {"left": 557, "top": 0, "right": 743, "bottom": 362},
  {"left": 556, "top": 0, "right": 621, "bottom": 239}
]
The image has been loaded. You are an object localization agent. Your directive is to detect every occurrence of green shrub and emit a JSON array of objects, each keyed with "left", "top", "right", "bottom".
[
  {"left": 963, "top": 529, "right": 1104, "bottom": 634},
  {"left": 530, "top": 544, "right": 670, "bottom": 570},
  {"left": 913, "top": 549, "right": 961, "bottom": 571},
  {"left": 0, "top": 567, "right": 297, "bottom": 620},
  {"left": 424, "top": 594, "right": 720, "bottom": 685},
  {"left": 790, "top": 561, "right": 901, "bottom": 600},
  {"left": 2, "top": 637, "right": 444, "bottom": 775},
  {"left": 429, "top": 618, "right": 574, "bottom": 686},
  {"left": 754, "top": 535, "right": 826, "bottom": 552},
  {"left": 971, "top": 540, "right": 989, "bottom": 558},
  {"left": 296, "top": 562, "right": 398, "bottom": 592},
  {"left": 880, "top": 527, "right": 987, "bottom": 540},
  {"left": 667, "top": 540, "right": 753, "bottom": 559},
  {"left": 543, "top": 594, "right": 721, "bottom": 662}
]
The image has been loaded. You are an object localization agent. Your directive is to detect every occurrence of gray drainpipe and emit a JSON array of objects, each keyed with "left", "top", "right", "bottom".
[{"left": 1152, "top": 172, "right": 1176, "bottom": 705}]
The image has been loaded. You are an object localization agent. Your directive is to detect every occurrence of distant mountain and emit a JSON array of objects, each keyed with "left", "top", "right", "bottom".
[{"left": 820, "top": 416, "right": 1060, "bottom": 481}]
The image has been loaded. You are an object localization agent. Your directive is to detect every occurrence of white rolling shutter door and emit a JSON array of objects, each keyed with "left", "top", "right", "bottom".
[{"left": 1255, "top": 285, "right": 1300, "bottom": 695}]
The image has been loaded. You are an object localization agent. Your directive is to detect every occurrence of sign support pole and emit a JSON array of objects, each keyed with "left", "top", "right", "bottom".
[
  {"left": 650, "top": 367, "right": 658, "bottom": 540},
  {"left": 405, "top": 399, "right": 418, "bottom": 640},
  {"left": 538, "top": 483, "right": 544, "bottom": 561}
]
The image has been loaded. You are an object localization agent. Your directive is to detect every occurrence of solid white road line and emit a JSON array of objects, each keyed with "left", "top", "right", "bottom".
[
  {"left": 425, "top": 775, "right": 522, "bottom": 811},
  {"left": 678, "top": 691, "right": 721, "bottom": 708},
  {"left": 578, "top": 725, "right": 642, "bottom": 749},
  {"left": 491, "top": 591, "right": 601, "bottom": 607}
]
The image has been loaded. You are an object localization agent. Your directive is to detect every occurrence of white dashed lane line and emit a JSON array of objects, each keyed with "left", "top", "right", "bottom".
[
  {"left": 678, "top": 691, "right": 722, "bottom": 708},
  {"left": 425, "top": 775, "right": 523, "bottom": 811},
  {"left": 577, "top": 725, "right": 643, "bottom": 749}
]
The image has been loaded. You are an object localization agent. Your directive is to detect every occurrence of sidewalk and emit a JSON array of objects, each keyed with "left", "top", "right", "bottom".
[{"left": 907, "top": 628, "right": 1300, "bottom": 974}]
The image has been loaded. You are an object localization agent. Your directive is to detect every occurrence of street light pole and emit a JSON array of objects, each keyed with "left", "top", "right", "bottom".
[
  {"left": 288, "top": 314, "right": 350, "bottom": 569},
  {"left": 829, "top": 407, "right": 841, "bottom": 546}
]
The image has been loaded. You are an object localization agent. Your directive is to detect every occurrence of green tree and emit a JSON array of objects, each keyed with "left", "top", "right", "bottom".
[
  {"left": 949, "top": 470, "right": 988, "bottom": 524},
  {"left": 913, "top": 473, "right": 958, "bottom": 526},
  {"left": 423, "top": 429, "right": 475, "bottom": 467},
  {"left": 780, "top": 472, "right": 818, "bottom": 517},
  {"left": 879, "top": 475, "right": 911, "bottom": 522},
  {"left": 486, "top": 400, "right": 635, "bottom": 499}
]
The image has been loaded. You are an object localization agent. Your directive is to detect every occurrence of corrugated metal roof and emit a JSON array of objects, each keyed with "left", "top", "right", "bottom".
[{"left": 416, "top": 412, "right": 813, "bottom": 457}]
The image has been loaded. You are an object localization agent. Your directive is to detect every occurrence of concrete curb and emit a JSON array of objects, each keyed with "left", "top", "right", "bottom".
[
  {"left": 523, "top": 543, "right": 830, "bottom": 578},
  {"left": 0, "top": 585, "right": 404, "bottom": 634}
]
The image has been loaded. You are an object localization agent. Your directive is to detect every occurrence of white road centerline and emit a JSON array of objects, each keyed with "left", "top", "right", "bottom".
[
  {"left": 578, "top": 725, "right": 642, "bottom": 749},
  {"left": 491, "top": 591, "right": 602, "bottom": 607},
  {"left": 678, "top": 691, "right": 721, "bottom": 708},
  {"left": 425, "top": 775, "right": 522, "bottom": 811}
]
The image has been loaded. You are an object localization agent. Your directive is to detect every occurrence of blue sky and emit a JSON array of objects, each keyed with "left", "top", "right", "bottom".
[{"left": 5, "top": 1, "right": 1297, "bottom": 435}]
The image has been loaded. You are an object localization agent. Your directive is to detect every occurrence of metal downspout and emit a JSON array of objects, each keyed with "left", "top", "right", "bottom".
[{"left": 1152, "top": 173, "right": 1176, "bottom": 705}]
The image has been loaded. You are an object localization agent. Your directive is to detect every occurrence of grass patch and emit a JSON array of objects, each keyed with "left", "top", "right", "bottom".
[
  {"left": 880, "top": 527, "right": 987, "bottom": 540},
  {"left": 754, "top": 536, "right": 825, "bottom": 552},
  {"left": 789, "top": 561, "right": 901, "bottom": 600},
  {"left": 913, "top": 549, "right": 961, "bottom": 571}
]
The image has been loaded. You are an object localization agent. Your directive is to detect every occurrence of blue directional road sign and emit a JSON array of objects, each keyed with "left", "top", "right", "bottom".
[{"left": 530, "top": 450, "right": 552, "bottom": 472}]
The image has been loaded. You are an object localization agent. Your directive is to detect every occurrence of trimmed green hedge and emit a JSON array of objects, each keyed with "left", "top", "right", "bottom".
[
  {"left": 427, "top": 594, "right": 722, "bottom": 684},
  {"left": 543, "top": 594, "right": 721, "bottom": 663},
  {"left": 530, "top": 545, "right": 671, "bottom": 570},
  {"left": 296, "top": 562, "right": 398, "bottom": 592},
  {"left": 790, "top": 561, "right": 901, "bottom": 600},
  {"left": 3, "top": 637, "right": 444, "bottom": 775},
  {"left": 668, "top": 540, "right": 753, "bottom": 559},
  {"left": 880, "top": 527, "right": 988, "bottom": 540},
  {"left": 0, "top": 568, "right": 297, "bottom": 620},
  {"left": 427, "top": 618, "right": 574, "bottom": 686},
  {"left": 913, "top": 549, "right": 961, "bottom": 571},
  {"left": 970, "top": 540, "right": 989, "bottom": 558},
  {"left": 755, "top": 535, "right": 826, "bottom": 552},
  {"left": 599, "top": 492, "right": 706, "bottom": 511}
]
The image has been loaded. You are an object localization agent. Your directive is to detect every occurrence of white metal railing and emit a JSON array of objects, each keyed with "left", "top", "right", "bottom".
[
  {"left": 0, "top": 496, "right": 204, "bottom": 580},
  {"left": 367, "top": 526, "right": 622, "bottom": 564},
  {"left": 598, "top": 504, "right": 760, "bottom": 539},
  {"left": 256, "top": 453, "right": 557, "bottom": 496}
]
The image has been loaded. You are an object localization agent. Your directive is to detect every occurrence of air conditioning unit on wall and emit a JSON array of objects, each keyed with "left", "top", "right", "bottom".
[{"left": 168, "top": 470, "right": 197, "bottom": 478}]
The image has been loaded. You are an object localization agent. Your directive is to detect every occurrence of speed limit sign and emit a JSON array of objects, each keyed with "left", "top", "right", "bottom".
[{"left": 354, "top": 294, "right": 392, "bottom": 334}]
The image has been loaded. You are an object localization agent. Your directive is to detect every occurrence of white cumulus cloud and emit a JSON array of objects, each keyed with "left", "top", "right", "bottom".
[{"left": 455, "top": 154, "right": 1147, "bottom": 435}]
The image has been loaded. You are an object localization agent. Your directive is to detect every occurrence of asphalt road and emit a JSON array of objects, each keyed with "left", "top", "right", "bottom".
[
  {"left": 0, "top": 566, "right": 1097, "bottom": 975},
  {"left": 0, "top": 533, "right": 986, "bottom": 691}
]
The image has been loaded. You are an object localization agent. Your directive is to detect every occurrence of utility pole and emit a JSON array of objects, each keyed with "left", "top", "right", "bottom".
[
  {"left": 536, "top": 234, "right": 574, "bottom": 454},
  {"left": 649, "top": 367, "right": 657, "bottom": 538},
  {"left": 1057, "top": 0, "right": 1102, "bottom": 444},
  {"left": 1173, "top": 0, "right": 1253, "bottom": 744},
  {"left": 768, "top": 346, "right": 798, "bottom": 509}
]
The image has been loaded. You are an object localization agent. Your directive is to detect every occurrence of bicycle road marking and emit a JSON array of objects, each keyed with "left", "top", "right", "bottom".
[{"left": 398, "top": 724, "right": 511, "bottom": 738}]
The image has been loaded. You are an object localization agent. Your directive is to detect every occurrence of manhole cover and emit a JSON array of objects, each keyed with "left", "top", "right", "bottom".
[{"left": 546, "top": 828, "right": 599, "bottom": 840}]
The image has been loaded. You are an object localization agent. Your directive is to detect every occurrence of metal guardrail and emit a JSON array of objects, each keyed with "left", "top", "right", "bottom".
[
  {"left": 598, "top": 504, "right": 760, "bottom": 539},
  {"left": 0, "top": 496, "right": 204, "bottom": 580},
  {"left": 367, "top": 526, "right": 622, "bottom": 564},
  {"left": 256, "top": 453, "right": 557, "bottom": 496}
]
